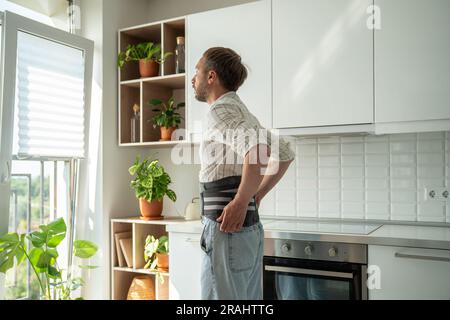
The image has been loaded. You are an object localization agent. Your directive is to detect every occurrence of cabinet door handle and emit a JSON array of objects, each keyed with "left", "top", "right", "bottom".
[
  {"left": 394, "top": 252, "right": 450, "bottom": 263},
  {"left": 185, "top": 238, "right": 199, "bottom": 243}
]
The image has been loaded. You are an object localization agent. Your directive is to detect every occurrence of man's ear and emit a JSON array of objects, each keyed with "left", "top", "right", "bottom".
[{"left": 207, "top": 70, "right": 217, "bottom": 84}]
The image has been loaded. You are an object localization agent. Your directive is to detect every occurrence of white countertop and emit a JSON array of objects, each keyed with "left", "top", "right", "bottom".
[{"left": 166, "top": 218, "right": 450, "bottom": 250}]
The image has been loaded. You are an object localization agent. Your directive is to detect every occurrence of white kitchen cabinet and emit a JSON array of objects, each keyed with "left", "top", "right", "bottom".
[
  {"left": 368, "top": 245, "right": 450, "bottom": 299},
  {"left": 375, "top": 0, "right": 450, "bottom": 125},
  {"left": 168, "top": 232, "right": 202, "bottom": 299},
  {"left": 272, "top": 0, "right": 373, "bottom": 129},
  {"left": 187, "top": 0, "right": 272, "bottom": 142}
]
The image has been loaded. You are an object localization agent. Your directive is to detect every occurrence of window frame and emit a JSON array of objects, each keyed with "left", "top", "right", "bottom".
[{"left": 0, "top": 10, "right": 93, "bottom": 299}]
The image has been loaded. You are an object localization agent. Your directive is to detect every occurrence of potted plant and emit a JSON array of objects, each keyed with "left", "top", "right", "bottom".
[
  {"left": 149, "top": 97, "right": 185, "bottom": 141},
  {"left": 128, "top": 156, "right": 177, "bottom": 220},
  {"left": 118, "top": 42, "right": 172, "bottom": 78},
  {"left": 144, "top": 235, "right": 169, "bottom": 284},
  {"left": 0, "top": 218, "right": 98, "bottom": 300}
]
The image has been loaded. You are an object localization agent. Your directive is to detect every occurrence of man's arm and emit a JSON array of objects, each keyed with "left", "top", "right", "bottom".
[
  {"left": 216, "top": 144, "right": 270, "bottom": 233},
  {"left": 255, "top": 158, "right": 294, "bottom": 207}
]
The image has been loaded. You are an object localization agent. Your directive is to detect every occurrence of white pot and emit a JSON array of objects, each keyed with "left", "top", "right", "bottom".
[{"left": 184, "top": 197, "right": 201, "bottom": 220}]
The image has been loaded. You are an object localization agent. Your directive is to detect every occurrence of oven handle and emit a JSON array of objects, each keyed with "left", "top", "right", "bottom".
[
  {"left": 394, "top": 252, "right": 450, "bottom": 262},
  {"left": 264, "top": 265, "right": 354, "bottom": 279}
]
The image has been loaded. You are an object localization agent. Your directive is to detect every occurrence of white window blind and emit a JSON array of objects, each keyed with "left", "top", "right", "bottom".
[{"left": 13, "top": 31, "right": 86, "bottom": 158}]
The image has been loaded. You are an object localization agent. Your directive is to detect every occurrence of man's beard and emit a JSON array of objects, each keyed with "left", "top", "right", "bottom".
[{"left": 194, "top": 83, "right": 208, "bottom": 102}]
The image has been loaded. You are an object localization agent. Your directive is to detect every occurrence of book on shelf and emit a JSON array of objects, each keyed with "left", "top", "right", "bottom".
[
  {"left": 119, "top": 238, "right": 133, "bottom": 268},
  {"left": 114, "top": 231, "right": 132, "bottom": 267}
]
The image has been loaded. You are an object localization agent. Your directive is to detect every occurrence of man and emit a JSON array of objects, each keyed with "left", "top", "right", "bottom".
[{"left": 192, "top": 47, "right": 295, "bottom": 300}]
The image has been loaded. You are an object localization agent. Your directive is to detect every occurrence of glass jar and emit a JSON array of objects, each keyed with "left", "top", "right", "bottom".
[{"left": 175, "top": 36, "right": 185, "bottom": 74}]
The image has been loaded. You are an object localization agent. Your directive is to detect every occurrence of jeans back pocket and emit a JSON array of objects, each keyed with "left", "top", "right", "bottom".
[{"left": 228, "top": 227, "right": 261, "bottom": 272}]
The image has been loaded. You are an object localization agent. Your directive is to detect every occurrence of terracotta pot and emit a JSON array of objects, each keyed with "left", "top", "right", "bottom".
[
  {"left": 127, "top": 275, "right": 155, "bottom": 300},
  {"left": 160, "top": 127, "right": 176, "bottom": 141},
  {"left": 156, "top": 253, "right": 169, "bottom": 272},
  {"left": 139, "top": 59, "right": 159, "bottom": 78},
  {"left": 139, "top": 198, "right": 163, "bottom": 220}
]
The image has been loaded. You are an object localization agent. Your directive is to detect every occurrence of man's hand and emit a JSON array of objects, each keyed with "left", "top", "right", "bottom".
[{"left": 216, "top": 196, "right": 250, "bottom": 233}]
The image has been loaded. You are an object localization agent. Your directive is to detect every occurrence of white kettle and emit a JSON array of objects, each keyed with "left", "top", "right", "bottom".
[{"left": 184, "top": 197, "right": 201, "bottom": 220}]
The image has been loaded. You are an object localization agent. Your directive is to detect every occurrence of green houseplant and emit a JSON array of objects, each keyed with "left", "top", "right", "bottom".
[
  {"left": 144, "top": 235, "right": 169, "bottom": 284},
  {"left": 129, "top": 156, "right": 177, "bottom": 220},
  {"left": 0, "top": 218, "right": 98, "bottom": 300},
  {"left": 149, "top": 97, "right": 185, "bottom": 141},
  {"left": 118, "top": 42, "right": 172, "bottom": 78}
]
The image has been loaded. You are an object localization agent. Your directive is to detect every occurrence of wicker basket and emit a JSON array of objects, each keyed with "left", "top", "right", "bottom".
[{"left": 127, "top": 275, "right": 155, "bottom": 300}]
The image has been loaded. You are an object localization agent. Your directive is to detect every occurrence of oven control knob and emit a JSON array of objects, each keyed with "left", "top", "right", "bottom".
[
  {"left": 304, "top": 245, "right": 313, "bottom": 256},
  {"left": 328, "top": 247, "right": 337, "bottom": 257},
  {"left": 281, "top": 243, "right": 291, "bottom": 254}
]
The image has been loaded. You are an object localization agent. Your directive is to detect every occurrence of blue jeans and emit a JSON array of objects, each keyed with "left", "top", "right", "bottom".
[{"left": 200, "top": 216, "right": 264, "bottom": 300}]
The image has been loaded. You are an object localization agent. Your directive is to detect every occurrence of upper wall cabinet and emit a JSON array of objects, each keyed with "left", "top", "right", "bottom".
[
  {"left": 375, "top": 0, "right": 450, "bottom": 124},
  {"left": 272, "top": 0, "right": 374, "bottom": 129},
  {"left": 187, "top": 0, "right": 272, "bottom": 142}
]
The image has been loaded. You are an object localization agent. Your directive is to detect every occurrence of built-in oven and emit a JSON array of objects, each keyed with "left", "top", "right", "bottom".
[{"left": 263, "top": 239, "right": 368, "bottom": 300}]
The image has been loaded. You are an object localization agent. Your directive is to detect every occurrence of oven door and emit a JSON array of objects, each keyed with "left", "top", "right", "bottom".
[{"left": 263, "top": 256, "right": 367, "bottom": 300}]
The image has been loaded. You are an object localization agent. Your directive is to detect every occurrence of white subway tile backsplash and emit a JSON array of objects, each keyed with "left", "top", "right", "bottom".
[
  {"left": 298, "top": 155, "right": 318, "bottom": 167},
  {"left": 366, "top": 166, "right": 389, "bottom": 178},
  {"left": 298, "top": 178, "right": 317, "bottom": 190},
  {"left": 298, "top": 167, "right": 317, "bottom": 179},
  {"left": 391, "top": 190, "right": 417, "bottom": 203},
  {"left": 318, "top": 137, "right": 340, "bottom": 144},
  {"left": 417, "top": 166, "right": 444, "bottom": 178},
  {"left": 273, "top": 131, "right": 449, "bottom": 223},
  {"left": 366, "top": 179, "right": 389, "bottom": 189},
  {"left": 342, "top": 190, "right": 364, "bottom": 202},
  {"left": 391, "top": 203, "right": 417, "bottom": 221},
  {"left": 366, "top": 203, "right": 390, "bottom": 220},
  {"left": 366, "top": 190, "right": 390, "bottom": 202},
  {"left": 318, "top": 179, "right": 340, "bottom": 190},
  {"left": 365, "top": 142, "right": 389, "bottom": 154},
  {"left": 319, "top": 202, "right": 341, "bottom": 218},
  {"left": 418, "top": 132, "right": 445, "bottom": 140},
  {"left": 366, "top": 154, "right": 389, "bottom": 166},
  {"left": 342, "top": 202, "right": 365, "bottom": 218},
  {"left": 318, "top": 143, "right": 340, "bottom": 155},
  {"left": 319, "top": 190, "right": 340, "bottom": 202},
  {"left": 417, "top": 153, "right": 444, "bottom": 165},
  {"left": 341, "top": 136, "right": 364, "bottom": 143},
  {"left": 297, "top": 144, "right": 317, "bottom": 155},
  {"left": 391, "top": 179, "right": 416, "bottom": 189},
  {"left": 276, "top": 189, "right": 296, "bottom": 202},
  {"left": 418, "top": 140, "right": 444, "bottom": 153},
  {"left": 297, "top": 189, "right": 318, "bottom": 202},
  {"left": 342, "top": 155, "right": 364, "bottom": 166},
  {"left": 390, "top": 141, "right": 416, "bottom": 153},
  {"left": 391, "top": 154, "right": 416, "bottom": 166},
  {"left": 319, "top": 167, "right": 340, "bottom": 178},
  {"left": 342, "top": 178, "right": 364, "bottom": 189},
  {"left": 418, "top": 203, "right": 446, "bottom": 219},
  {"left": 319, "top": 155, "right": 340, "bottom": 167},
  {"left": 389, "top": 133, "right": 416, "bottom": 141},
  {"left": 341, "top": 143, "right": 364, "bottom": 154},
  {"left": 417, "top": 178, "right": 445, "bottom": 188},
  {"left": 342, "top": 166, "right": 364, "bottom": 178},
  {"left": 275, "top": 201, "right": 297, "bottom": 216},
  {"left": 298, "top": 201, "right": 317, "bottom": 214},
  {"left": 391, "top": 166, "right": 416, "bottom": 178}
]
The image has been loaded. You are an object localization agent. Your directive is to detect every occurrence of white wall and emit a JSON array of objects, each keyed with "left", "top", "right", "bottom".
[
  {"left": 79, "top": 0, "right": 151, "bottom": 300},
  {"left": 147, "top": 0, "right": 256, "bottom": 21},
  {"left": 259, "top": 132, "right": 450, "bottom": 224}
]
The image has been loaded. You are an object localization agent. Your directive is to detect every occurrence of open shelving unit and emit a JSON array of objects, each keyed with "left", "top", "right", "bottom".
[
  {"left": 110, "top": 216, "right": 186, "bottom": 300},
  {"left": 118, "top": 17, "right": 188, "bottom": 146}
]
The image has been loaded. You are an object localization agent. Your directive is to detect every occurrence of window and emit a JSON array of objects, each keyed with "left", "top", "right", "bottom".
[{"left": 0, "top": 9, "right": 93, "bottom": 300}]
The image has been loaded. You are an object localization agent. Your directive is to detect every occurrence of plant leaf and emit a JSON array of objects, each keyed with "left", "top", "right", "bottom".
[
  {"left": 0, "top": 233, "right": 26, "bottom": 273},
  {"left": 74, "top": 240, "right": 98, "bottom": 259}
]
